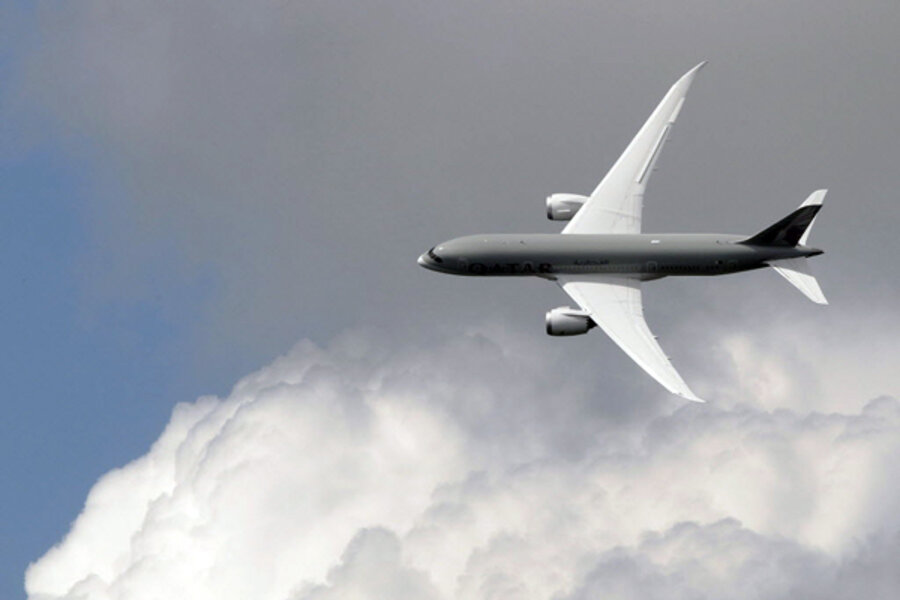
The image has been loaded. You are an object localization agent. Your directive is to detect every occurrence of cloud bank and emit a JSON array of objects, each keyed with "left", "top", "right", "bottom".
[
  {"left": 11, "top": 2, "right": 900, "bottom": 599},
  {"left": 26, "top": 322, "right": 900, "bottom": 600}
]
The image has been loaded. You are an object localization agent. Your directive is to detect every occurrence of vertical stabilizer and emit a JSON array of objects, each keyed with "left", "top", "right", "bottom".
[
  {"left": 797, "top": 189, "right": 826, "bottom": 246},
  {"left": 769, "top": 257, "right": 828, "bottom": 304},
  {"left": 741, "top": 189, "right": 827, "bottom": 247}
]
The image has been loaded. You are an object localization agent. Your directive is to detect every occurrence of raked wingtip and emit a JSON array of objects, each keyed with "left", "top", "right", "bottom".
[
  {"left": 685, "top": 60, "right": 708, "bottom": 77},
  {"left": 674, "top": 61, "right": 708, "bottom": 88},
  {"left": 680, "top": 389, "right": 705, "bottom": 403}
]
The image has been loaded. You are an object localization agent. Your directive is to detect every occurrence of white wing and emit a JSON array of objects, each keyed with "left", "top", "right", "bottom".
[
  {"left": 557, "top": 275, "right": 702, "bottom": 402},
  {"left": 563, "top": 62, "right": 706, "bottom": 235}
]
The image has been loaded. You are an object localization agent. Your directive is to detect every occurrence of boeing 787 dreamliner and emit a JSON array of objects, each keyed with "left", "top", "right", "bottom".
[{"left": 418, "top": 63, "right": 827, "bottom": 401}]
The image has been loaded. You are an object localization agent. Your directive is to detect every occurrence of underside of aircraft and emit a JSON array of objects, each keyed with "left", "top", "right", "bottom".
[{"left": 419, "top": 63, "right": 827, "bottom": 402}]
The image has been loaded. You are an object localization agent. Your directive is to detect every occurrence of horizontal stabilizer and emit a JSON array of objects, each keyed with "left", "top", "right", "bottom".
[{"left": 769, "top": 258, "right": 828, "bottom": 304}]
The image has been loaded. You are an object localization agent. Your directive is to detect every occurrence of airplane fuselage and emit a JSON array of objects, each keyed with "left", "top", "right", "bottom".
[{"left": 418, "top": 233, "right": 822, "bottom": 280}]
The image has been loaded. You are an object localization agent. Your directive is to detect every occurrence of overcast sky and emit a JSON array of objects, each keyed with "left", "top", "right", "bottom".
[{"left": 3, "top": 1, "right": 900, "bottom": 599}]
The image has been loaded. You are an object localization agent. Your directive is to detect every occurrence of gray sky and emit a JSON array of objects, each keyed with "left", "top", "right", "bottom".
[
  {"left": 5, "top": 1, "right": 900, "bottom": 598},
  {"left": 16, "top": 0, "right": 900, "bottom": 370}
]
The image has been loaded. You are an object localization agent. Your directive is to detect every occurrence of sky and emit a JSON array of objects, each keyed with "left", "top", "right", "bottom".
[{"left": 2, "top": 1, "right": 900, "bottom": 599}]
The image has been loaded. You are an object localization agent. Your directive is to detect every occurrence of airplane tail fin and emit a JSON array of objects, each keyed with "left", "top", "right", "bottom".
[
  {"left": 743, "top": 190, "right": 828, "bottom": 304},
  {"left": 740, "top": 189, "right": 826, "bottom": 247},
  {"left": 768, "top": 257, "right": 828, "bottom": 304}
]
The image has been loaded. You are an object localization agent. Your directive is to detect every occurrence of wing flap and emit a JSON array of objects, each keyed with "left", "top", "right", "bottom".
[
  {"left": 557, "top": 275, "right": 703, "bottom": 402},
  {"left": 636, "top": 124, "right": 671, "bottom": 184}
]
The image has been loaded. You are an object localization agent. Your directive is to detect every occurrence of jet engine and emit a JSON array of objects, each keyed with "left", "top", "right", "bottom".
[
  {"left": 545, "top": 307, "right": 596, "bottom": 336},
  {"left": 546, "top": 193, "right": 588, "bottom": 220}
]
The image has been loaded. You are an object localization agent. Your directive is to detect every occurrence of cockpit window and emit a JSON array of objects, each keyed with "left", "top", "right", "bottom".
[{"left": 427, "top": 247, "right": 443, "bottom": 263}]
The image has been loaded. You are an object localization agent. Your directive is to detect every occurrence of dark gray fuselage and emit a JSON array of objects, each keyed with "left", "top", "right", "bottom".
[{"left": 418, "top": 233, "right": 822, "bottom": 279}]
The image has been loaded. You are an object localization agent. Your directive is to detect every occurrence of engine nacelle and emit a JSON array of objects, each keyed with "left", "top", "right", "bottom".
[
  {"left": 546, "top": 193, "right": 588, "bottom": 220},
  {"left": 545, "top": 307, "right": 596, "bottom": 336}
]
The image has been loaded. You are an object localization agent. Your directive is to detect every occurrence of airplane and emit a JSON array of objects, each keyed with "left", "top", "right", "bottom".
[{"left": 417, "top": 62, "right": 827, "bottom": 402}]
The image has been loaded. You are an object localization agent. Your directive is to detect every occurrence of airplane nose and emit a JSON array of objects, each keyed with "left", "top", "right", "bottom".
[{"left": 417, "top": 253, "right": 428, "bottom": 267}]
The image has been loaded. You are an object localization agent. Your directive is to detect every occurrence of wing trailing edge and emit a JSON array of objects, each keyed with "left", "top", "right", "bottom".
[{"left": 556, "top": 275, "right": 703, "bottom": 402}]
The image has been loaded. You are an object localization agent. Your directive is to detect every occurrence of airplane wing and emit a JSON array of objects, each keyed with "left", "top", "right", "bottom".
[
  {"left": 562, "top": 62, "right": 706, "bottom": 235},
  {"left": 557, "top": 275, "right": 703, "bottom": 402}
]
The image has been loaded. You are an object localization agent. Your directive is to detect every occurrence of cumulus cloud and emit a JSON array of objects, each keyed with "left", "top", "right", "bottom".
[
  {"left": 294, "top": 528, "right": 442, "bottom": 600},
  {"left": 12, "top": 3, "right": 900, "bottom": 599},
  {"left": 25, "top": 321, "right": 900, "bottom": 600}
]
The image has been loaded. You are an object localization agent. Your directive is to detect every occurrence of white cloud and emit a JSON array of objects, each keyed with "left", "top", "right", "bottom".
[
  {"left": 12, "top": 3, "right": 900, "bottom": 598},
  {"left": 25, "top": 322, "right": 900, "bottom": 600},
  {"left": 293, "top": 528, "right": 442, "bottom": 600}
]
